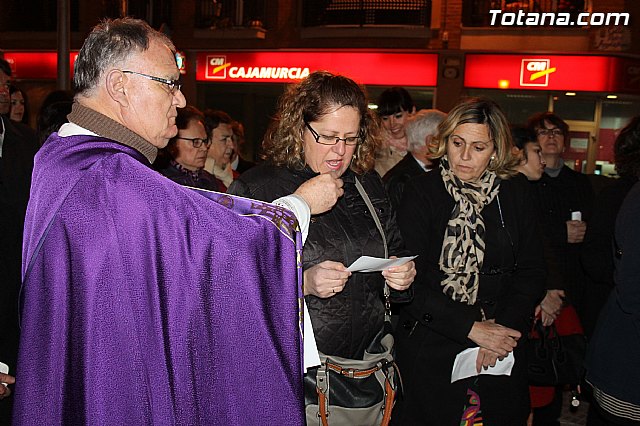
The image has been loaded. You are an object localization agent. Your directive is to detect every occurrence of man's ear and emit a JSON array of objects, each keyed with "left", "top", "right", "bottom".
[{"left": 105, "top": 69, "right": 129, "bottom": 107}]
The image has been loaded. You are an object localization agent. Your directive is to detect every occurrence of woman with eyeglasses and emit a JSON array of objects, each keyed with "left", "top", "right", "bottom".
[
  {"left": 229, "top": 71, "right": 415, "bottom": 416},
  {"left": 392, "top": 97, "right": 545, "bottom": 425},
  {"left": 158, "top": 105, "right": 226, "bottom": 192}
]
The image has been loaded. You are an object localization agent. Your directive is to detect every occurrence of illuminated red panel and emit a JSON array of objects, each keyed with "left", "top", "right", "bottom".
[
  {"left": 464, "top": 54, "right": 620, "bottom": 92},
  {"left": 196, "top": 51, "right": 438, "bottom": 86},
  {"left": 3, "top": 52, "right": 78, "bottom": 80}
]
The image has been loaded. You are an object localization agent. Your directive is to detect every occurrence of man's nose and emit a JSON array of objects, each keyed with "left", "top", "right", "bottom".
[{"left": 174, "top": 89, "right": 187, "bottom": 108}]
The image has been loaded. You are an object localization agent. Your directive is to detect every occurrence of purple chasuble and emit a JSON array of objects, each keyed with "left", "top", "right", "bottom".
[{"left": 14, "top": 133, "right": 304, "bottom": 425}]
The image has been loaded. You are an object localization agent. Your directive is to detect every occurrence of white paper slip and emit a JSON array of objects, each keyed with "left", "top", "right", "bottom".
[
  {"left": 450, "top": 347, "right": 514, "bottom": 383},
  {"left": 347, "top": 255, "right": 418, "bottom": 273},
  {"left": 303, "top": 300, "right": 321, "bottom": 372}
]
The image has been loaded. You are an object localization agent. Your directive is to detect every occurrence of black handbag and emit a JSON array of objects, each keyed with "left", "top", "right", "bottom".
[
  {"left": 527, "top": 305, "right": 587, "bottom": 386},
  {"left": 304, "top": 178, "right": 400, "bottom": 426}
]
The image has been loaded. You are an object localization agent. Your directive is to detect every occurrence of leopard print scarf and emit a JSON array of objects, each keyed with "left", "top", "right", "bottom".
[{"left": 439, "top": 156, "right": 500, "bottom": 304}]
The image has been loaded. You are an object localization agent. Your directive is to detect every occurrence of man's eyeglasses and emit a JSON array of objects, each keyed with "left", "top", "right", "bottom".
[
  {"left": 537, "top": 128, "right": 563, "bottom": 137},
  {"left": 304, "top": 121, "right": 362, "bottom": 146},
  {"left": 121, "top": 70, "right": 182, "bottom": 94},
  {"left": 175, "top": 137, "right": 211, "bottom": 148}
]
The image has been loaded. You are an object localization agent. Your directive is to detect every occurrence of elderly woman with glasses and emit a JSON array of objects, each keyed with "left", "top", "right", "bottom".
[
  {"left": 158, "top": 105, "right": 226, "bottom": 192},
  {"left": 392, "top": 97, "right": 545, "bottom": 425},
  {"left": 229, "top": 70, "right": 415, "bottom": 412}
]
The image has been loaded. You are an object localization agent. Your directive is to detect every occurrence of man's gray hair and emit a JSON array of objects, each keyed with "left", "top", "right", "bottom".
[
  {"left": 74, "top": 17, "right": 175, "bottom": 96},
  {"left": 406, "top": 109, "right": 447, "bottom": 152}
]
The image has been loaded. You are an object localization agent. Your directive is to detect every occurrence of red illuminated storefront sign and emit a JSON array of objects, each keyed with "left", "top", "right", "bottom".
[
  {"left": 3, "top": 52, "right": 78, "bottom": 80},
  {"left": 464, "top": 54, "right": 628, "bottom": 92},
  {"left": 196, "top": 51, "right": 438, "bottom": 86}
]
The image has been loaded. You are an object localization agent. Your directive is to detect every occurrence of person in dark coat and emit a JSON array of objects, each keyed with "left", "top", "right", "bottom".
[
  {"left": 585, "top": 177, "right": 640, "bottom": 424},
  {"left": 581, "top": 115, "right": 640, "bottom": 339},
  {"left": 527, "top": 112, "right": 594, "bottom": 313},
  {"left": 383, "top": 108, "right": 446, "bottom": 211},
  {"left": 526, "top": 112, "right": 595, "bottom": 424},
  {"left": 0, "top": 58, "right": 39, "bottom": 424},
  {"left": 392, "top": 98, "right": 545, "bottom": 426}
]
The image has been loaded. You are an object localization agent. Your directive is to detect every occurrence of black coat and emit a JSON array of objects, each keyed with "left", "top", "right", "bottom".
[
  {"left": 392, "top": 171, "right": 545, "bottom": 426},
  {"left": 234, "top": 156, "right": 256, "bottom": 174},
  {"left": 383, "top": 153, "right": 427, "bottom": 212},
  {"left": 580, "top": 176, "right": 636, "bottom": 337},
  {"left": 0, "top": 117, "right": 38, "bottom": 421},
  {"left": 229, "top": 164, "right": 408, "bottom": 358},
  {"left": 585, "top": 181, "right": 640, "bottom": 407},
  {"left": 530, "top": 166, "right": 594, "bottom": 307}
]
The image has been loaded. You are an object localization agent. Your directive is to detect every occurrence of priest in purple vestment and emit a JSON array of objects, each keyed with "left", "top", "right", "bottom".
[{"left": 13, "top": 17, "right": 344, "bottom": 425}]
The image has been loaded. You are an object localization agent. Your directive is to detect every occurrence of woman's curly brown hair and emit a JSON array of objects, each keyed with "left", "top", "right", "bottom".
[{"left": 261, "top": 71, "right": 379, "bottom": 175}]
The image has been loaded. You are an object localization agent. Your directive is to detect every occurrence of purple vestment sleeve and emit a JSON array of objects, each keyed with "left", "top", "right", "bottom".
[{"left": 15, "top": 134, "right": 304, "bottom": 425}]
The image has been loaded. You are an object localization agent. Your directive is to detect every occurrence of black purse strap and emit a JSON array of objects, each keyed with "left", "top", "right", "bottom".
[{"left": 354, "top": 177, "right": 391, "bottom": 322}]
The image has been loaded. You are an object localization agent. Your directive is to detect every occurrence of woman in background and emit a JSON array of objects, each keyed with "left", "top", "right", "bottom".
[
  {"left": 9, "top": 85, "right": 28, "bottom": 124},
  {"left": 374, "top": 86, "right": 415, "bottom": 178},
  {"left": 158, "top": 105, "right": 226, "bottom": 192}
]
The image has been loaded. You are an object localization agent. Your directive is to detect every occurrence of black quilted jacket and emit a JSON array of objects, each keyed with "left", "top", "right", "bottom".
[{"left": 229, "top": 164, "right": 408, "bottom": 358}]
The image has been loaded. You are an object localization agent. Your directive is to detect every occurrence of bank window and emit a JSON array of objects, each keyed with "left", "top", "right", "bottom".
[
  {"left": 466, "top": 89, "right": 548, "bottom": 126},
  {"left": 596, "top": 99, "right": 640, "bottom": 176},
  {"left": 552, "top": 95, "right": 595, "bottom": 122}
]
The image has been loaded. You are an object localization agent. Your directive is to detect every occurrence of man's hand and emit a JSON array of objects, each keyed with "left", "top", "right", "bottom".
[
  {"left": 0, "top": 373, "right": 15, "bottom": 400},
  {"left": 303, "top": 261, "right": 351, "bottom": 298},
  {"left": 566, "top": 220, "right": 586, "bottom": 244},
  {"left": 294, "top": 174, "right": 344, "bottom": 215}
]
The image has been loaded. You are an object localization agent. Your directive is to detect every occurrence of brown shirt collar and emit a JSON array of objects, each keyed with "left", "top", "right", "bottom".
[{"left": 67, "top": 102, "right": 157, "bottom": 163}]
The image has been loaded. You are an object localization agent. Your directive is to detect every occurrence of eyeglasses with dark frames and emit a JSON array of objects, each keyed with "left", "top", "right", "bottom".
[
  {"left": 304, "top": 121, "right": 362, "bottom": 146},
  {"left": 175, "top": 137, "right": 211, "bottom": 149},
  {"left": 121, "top": 70, "right": 182, "bottom": 94},
  {"left": 536, "top": 128, "right": 563, "bottom": 137}
]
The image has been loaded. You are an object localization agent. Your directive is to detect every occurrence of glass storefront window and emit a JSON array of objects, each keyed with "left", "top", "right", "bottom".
[
  {"left": 465, "top": 89, "right": 548, "bottom": 126},
  {"left": 596, "top": 98, "right": 640, "bottom": 176},
  {"left": 552, "top": 95, "right": 596, "bottom": 122}
]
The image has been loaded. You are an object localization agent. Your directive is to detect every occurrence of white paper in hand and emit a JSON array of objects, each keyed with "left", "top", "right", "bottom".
[
  {"left": 450, "top": 347, "right": 514, "bottom": 383},
  {"left": 347, "top": 255, "right": 417, "bottom": 273}
]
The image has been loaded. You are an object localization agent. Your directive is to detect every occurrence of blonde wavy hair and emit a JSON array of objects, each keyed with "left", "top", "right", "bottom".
[
  {"left": 430, "top": 97, "right": 519, "bottom": 179},
  {"left": 261, "top": 71, "right": 379, "bottom": 175}
]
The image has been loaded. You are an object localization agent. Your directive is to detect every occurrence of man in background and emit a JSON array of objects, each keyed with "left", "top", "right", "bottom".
[{"left": 384, "top": 108, "right": 446, "bottom": 211}]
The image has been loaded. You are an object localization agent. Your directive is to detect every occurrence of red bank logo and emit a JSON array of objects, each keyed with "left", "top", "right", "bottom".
[
  {"left": 206, "top": 56, "right": 231, "bottom": 79},
  {"left": 520, "top": 59, "right": 557, "bottom": 87}
]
